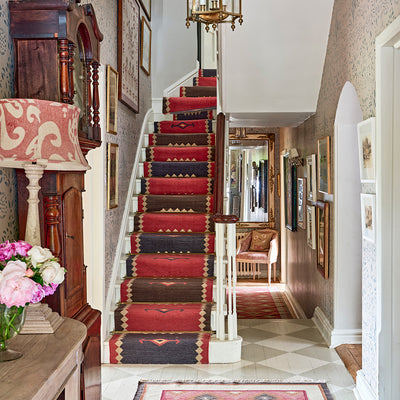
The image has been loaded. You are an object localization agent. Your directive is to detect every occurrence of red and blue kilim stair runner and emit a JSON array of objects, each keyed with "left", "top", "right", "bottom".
[{"left": 109, "top": 69, "right": 217, "bottom": 364}]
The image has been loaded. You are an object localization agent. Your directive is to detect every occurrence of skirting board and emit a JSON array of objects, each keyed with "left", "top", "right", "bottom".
[
  {"left": 312, "top": 306, "right": 362, "bottom": 348},
  {"left": 354, "top": 370, "right": 377, "bottom": 400},
  {"left": 284, "top": 285, "right": 307, "bottom": 319}
]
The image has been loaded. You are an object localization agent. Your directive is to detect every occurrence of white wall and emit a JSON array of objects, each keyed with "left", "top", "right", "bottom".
[
  {"left": 333, "top": 83, "right": 362, "bottom": 344},
  {"left": 219, "top": 0, "right": 334, "bottom": 126},
  {"left": 152, "top": 0, "right": 198, "bottom": 99}
]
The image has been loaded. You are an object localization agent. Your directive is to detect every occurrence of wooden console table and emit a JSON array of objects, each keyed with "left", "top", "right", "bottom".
[{"left": 0, "top": 318, "right": 86, "bottom": 400}]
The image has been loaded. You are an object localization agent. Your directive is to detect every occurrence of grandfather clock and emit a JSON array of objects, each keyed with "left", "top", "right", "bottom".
[{"left": 9, "top": 1, "right": 103, "bottom": 399}]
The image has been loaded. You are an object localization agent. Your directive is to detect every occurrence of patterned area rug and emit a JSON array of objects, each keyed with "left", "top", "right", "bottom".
[
  {"left": 133, "top": 382, "right": 333, "bottom": 400},
  {"left": 236, "top": 285, "right": 295, "bottom": 319}
]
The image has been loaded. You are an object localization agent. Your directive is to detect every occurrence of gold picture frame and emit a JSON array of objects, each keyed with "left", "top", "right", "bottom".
[
  {"left": 317, "top": 137, "right": 331, "bottom": 194},
  {"left": 107, "top": 143, "right": 119, "bottom": 209},
  {"left": 140, "top": 16, "right": 152, "bottom": 76},
  {"left": 118, "top": 0, "right": 140, "bottom": 113},
  {"left": 106, "top": 65, "right": 118, "bottom": 134},
  {"left": 139, "top": 0, "right": 151, "bottom": 20},
  {"left": 316, "top": 201, "right": 329, "bottom": 279}
]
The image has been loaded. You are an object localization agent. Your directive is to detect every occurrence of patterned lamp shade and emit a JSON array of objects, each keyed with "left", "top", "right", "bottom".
[{"left": 0, "top": 98, "right": 89, "bottom": 171}]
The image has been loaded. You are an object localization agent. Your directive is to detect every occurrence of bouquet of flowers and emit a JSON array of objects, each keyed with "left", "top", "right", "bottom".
[
  {"left": 0, "top": 240, "right": 65, "bottom": 308},
  {"left": 0, "top": 240, "right": 66, "bottom": 357}
]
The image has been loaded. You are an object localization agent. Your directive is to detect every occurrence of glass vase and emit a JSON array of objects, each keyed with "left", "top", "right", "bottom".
[{"left": 0, "top": 304, "right": 26, "bottom": 362}]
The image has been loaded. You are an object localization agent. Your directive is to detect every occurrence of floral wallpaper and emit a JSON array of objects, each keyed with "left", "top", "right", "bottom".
[
  {"left": 80, "top": 0, "right": 152, "bottom": 294},
  {"left": 0, "top": 0, "right": 18, "bottom": 243},
  {"left": 283, "top": 0, "right": 400, "bottom": 394}
]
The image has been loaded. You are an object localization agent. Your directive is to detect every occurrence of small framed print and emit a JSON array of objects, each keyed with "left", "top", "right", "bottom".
[
  {"left": 297, "top": 177, "right": 306, "bottom": 229},
  {"left": 318, "top": 137, "right": 331, "bottom": 194},
  {"left": 316, "top": 201, "right": 329, "bottom": 279},
  {"left": 307, "top": 205, "right": 316, "bottom": 249},
  {"left": 140, "top": 16, "right": 152, "bottom": 75},
  {"left": 357, "top": 117, "right": 376, "bottom": 183},
  {"left": 107, "top": 143, "right": 119, "bottom": 210},
  {"left": 283, "top": 153, "right": 297, "bottom": 231},
  {"left": 118, "top": 0, "right": 140, "bottom": 113},
  {"left": 360, "top": 193, "right": 376, "bottom": 243},
  {"left": 139, "top": 0, "right": 151, "bottom": 20},
  {"left": 306, "top": 154, "right": 317, "bottom": 202},
  {"left": 106, "top": 65, "right": 118, "bottom": 134}
]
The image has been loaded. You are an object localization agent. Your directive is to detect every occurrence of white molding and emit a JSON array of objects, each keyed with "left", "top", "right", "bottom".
[
  {"left": 330, "top": 328, "right": 362, "bottom": 347},
  {"left": 208, "top": 335, "right": 242, "bottom": 363},
  {"left": 152, "top": 98, "right": 163, "bottom": 119},
  {"left": 284, "top": 285, "right": 307, "bottom": 319},
  {"left": 375, "top": 14, "right": 400, "bottom": 398},
  {"left": 312, "top": 306, "right": 333, "bottom": 347},
  {"left": 163, "top": 61, "right": 199, "bottom": 98},
  {"left": 102, "top": 108, "right": 153, "bottom": 361},
  {"left": 354, "top": 371, "right": 377, "bottom": 400}
]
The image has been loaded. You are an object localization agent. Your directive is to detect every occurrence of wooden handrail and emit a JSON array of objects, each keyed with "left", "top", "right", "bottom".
[{"left": 213, "top": 112, "right": 226, "bottom": 215}]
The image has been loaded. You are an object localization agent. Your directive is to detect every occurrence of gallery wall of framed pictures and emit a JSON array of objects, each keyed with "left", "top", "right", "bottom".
[{"left": 357, "top": 117, "right": 377, "bottom": 244}]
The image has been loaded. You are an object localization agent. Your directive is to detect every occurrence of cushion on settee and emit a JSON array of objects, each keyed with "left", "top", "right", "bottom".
[{"left": 249, "top": 231, "right": 274, "bottom": 251}]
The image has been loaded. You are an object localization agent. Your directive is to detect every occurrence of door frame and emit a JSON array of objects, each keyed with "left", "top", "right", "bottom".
[{"left": 375, "top": 15, "right": 400, "bottom": 399}]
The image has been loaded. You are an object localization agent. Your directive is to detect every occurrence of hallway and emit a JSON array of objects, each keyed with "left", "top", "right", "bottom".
[{"left": 102, "top": 319, "right": 356, "bottom": 400}]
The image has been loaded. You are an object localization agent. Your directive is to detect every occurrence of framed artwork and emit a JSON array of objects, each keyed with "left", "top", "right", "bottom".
[
  {"left": 316, "top": 201, "right": 329, "bottom": 279},
  {"left": 297, "top": 177, "right": 306, "bottom": 229},
  {"left": 360, "top": 193, "right": 376, "bottom": 243},
  {"left": 140, "top": 16, "right": 152, "bottom": 75},
  {"left": 118, "top": 0, "right": 140, "bottom": 113},
  {"left": 306, "top": 154, "right": 317, "bottom": 202},
  {"left": 106, "top": 65, "right": 118, "bottom": 134},
  {"left": 107, "top": 143, "right": 119, "bottom": 209},
  {"left": 307, "top": 205, "right": 316, "bottom": 249},
  {"left": 357, "top": 117, "right": 376, "bottom": 183},
  {"left": 283, "top": 153, "right": 297, "bottom": 231},
  {"left": 317, "top": 137, "right": 331, "bottom": 194},
  {"left": 139, "top": 0, "right": 151, "bottom": 20},
  {"left": 258, "top": 159, "right": 268, "bottom": 210}
]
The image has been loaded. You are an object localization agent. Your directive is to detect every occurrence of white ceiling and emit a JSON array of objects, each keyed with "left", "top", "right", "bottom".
[{"left": 219, "top": 0, "right": 334, "bottom": 127}]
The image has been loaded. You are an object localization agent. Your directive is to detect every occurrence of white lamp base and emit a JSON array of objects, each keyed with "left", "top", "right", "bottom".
[
  {"left": 19, "top": 303, "right": 64, "bottom": 334},
  {"left": 24, "top": 163, "right": 45, "bottom": 246}
]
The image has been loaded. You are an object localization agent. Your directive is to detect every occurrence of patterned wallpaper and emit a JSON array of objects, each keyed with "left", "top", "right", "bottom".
[
  {"left": 0, "top": 0, "right": 151, "bottom": 294},
  {"left": 80, "top": 0, "right": 152, "bottom": 294},
  {"left": 0, "top": 0, "right": 18, "bottom": 243},
  {"left": 283, "top": 0, "right": 400, "bottom": 394}
]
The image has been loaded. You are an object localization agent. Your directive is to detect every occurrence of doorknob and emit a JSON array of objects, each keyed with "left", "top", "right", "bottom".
[{"left": 66, "top": 233, "right": 75, "bottom": 239}]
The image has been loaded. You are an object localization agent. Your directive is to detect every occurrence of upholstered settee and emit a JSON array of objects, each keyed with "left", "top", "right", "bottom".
[{"left": 236, "top": 229, "right": 279, "bottom": 284}]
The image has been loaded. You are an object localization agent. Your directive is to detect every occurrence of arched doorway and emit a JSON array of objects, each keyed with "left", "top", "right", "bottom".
[{"left": 332, "top": 81, "right": 362, "bottom": 346}]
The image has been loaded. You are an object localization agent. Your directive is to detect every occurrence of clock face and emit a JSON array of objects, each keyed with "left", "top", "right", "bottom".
[{"left": 73, "top": 33, "right": 88, "bottom": 133}]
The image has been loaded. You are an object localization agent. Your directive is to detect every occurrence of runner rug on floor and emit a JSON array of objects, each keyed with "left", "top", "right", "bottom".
[
  {"left": 236, "top": 285, "right": 295, "bottom": 319},
  {"left": 133, "top": 382, "right": 333, "bottom": 400}
]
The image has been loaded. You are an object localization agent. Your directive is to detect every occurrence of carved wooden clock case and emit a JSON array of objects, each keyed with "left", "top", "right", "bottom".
[{"left": 9, "top": 1, "right": 103, "bottom": 399}]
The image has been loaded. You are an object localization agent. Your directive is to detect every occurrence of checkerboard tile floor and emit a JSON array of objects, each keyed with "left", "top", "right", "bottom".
[{"left": 102, "top": 319, "right": 356, "bottom": 400}]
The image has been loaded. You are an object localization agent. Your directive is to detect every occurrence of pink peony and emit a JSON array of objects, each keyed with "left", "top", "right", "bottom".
[
  {"left": 31, "top": 283, "right": 45, "bottom": 304},
  {"left": 0, "top": 260, "right": 27, "bottom": 280},
  {"left": 13, "top": 241, "right": 32, "bottom": 257},
  {"left": 0, "top": 273, "right": 37, "bottom": 307},
  {"left": 43, "top": 283, "right": 58, "bottom": 296},
  {"left": 0, "top": 241, "right": 16, "bottom": 262}
]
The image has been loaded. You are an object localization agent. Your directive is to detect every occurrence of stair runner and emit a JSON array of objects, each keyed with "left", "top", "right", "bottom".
[{"left": 109, "top": 69, "right": 218, "bottom": 364}]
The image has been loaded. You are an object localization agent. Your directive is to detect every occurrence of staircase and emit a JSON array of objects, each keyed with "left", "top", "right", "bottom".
[{"left": 108, "top": 69, "right": 239, "bottom": 364}]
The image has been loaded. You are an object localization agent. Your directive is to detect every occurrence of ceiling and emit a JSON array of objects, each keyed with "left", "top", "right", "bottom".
[{"left": 219, "top": 0, "right": 334, "bottom": 127}]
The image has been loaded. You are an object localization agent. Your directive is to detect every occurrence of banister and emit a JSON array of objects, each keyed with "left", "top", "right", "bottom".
[{"left": 214, "top": 112, "right": 226, "bottom": 216}]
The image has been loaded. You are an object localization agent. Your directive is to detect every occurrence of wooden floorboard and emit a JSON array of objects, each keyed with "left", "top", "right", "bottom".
[{"left": 335, "top": 344, "right": 362, "bottom": 382}]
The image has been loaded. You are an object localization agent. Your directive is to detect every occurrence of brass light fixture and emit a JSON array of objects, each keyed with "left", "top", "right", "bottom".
[{"left": 186, "top": 0, "right": 243, "bottom": 32}]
